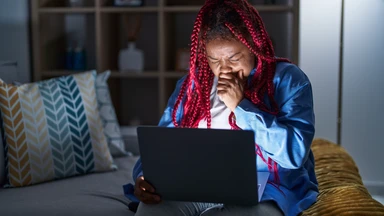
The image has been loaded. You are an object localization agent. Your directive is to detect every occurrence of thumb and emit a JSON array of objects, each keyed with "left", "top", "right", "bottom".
[
  {"left": 239, "top": 71, "right": 244, "bottom": 81},
  {"left": 239, "top": 72, "right": 246, "bottom": 86}
]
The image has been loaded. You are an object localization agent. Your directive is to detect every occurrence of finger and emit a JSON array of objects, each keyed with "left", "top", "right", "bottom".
[
  {"left": 217, "top": 79, "right": 230, "bottom": 86},
  {"left": 217, "top": 90, "right": 227, "bottom": 97},
  {"left": 140, "top": 191, "right": 161, "bottom": 202},
  {"left": 134, "top": 187, "right": 161, "bottom": 203},
  {"left": 138, "top": 178, "right": 155, "bottom": 193},
  {"left": 219, "top": 73, "right": 236, "bottom": 80},
  {"left": 217, "top": 83, "right": 229, "bottom": 91},
  {"left": 239, "top": 71, "right": 244, "bottom": 81},
  {"left": 218, "top": 78, "right": 238, "bottom": 89},
  {"left": 139, "top": 191, "right": 161, "bottom": 204},
  {"left": 218, "top": 76, "right": 238, "bottom": 85}
]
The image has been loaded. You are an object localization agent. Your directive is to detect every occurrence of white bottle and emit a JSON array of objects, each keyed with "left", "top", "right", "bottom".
[{"left": 118, "top": 42, "right": 144, "bottom": 72}]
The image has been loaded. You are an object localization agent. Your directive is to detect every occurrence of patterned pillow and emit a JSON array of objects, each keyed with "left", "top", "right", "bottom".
[
  {"left": 96, "top": 71, "right": 130, "bottom": 157},
  {"left": 0, "top": 71, "right": 116, "bottom": 187}
]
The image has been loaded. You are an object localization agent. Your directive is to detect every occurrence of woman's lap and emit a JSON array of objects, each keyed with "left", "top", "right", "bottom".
[{"left": 135, "top": 201, "right": 283, "bottom": 216}]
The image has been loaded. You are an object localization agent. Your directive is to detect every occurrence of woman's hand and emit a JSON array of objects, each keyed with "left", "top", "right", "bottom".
[
  {"left": 217, "top": 72, "right": 246, "bottom": 111},
  {"left": 134, "top": 176, "right": 161, "bottom": 204}
]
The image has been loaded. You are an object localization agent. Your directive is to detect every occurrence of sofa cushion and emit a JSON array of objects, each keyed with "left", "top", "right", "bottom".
[
  {"left": 0, "top": 71, "right": 115, "bottom": 187},
  {"left": 96, "top": 71, "right": 129, "bottom": 157},
  {"left": 0, "top": 156, "right": 137, "bottom": 216}
]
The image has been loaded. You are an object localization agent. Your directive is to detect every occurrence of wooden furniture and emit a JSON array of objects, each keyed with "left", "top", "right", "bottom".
[{"left": 31, "top": 0, "right": 300, "bottom": 126}]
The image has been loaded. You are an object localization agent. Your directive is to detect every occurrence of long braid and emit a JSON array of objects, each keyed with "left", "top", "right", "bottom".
[
  {"left": 199, "top": 50, "right": 214, "bottom": 128},
  {"left": 189, "top": 40, "right": 208, "bottom": 127},
  {"left": 177, "top": 2, "right": 215, "bottom": 128},
  {"left": 178, "top": 5, "right": 205, "bottom": 127},
  {"left": 172, "top": 75, "right": 189, "bottom": 127}
]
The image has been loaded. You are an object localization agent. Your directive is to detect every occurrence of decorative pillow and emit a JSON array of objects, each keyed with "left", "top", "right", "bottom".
[
  {"left": 11, "top": 71, "right": 130, "bottom": 157},
  {"left": 0, "top": 71, "right": 116, "bottom": 187},
  {"left": 96, "top": 71, "right": 130, "bottom": 157}
]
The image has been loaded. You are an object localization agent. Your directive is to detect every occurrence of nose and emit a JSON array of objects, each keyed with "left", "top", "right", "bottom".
[{"left": 219, "top": 63, "right": 232, "bottom": 74}]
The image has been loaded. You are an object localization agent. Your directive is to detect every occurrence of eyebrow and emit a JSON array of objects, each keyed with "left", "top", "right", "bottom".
[
  {"left": 229, "top": 52, "right": 241, "bottom": 59},
  {"left": 207, "top": 56, "right": 218, "bottom": 60},
  {"left": 207, "top": 52, "right": 241, "bottom": 61}
]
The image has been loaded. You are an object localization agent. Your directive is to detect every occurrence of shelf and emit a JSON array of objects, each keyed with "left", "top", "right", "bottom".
[
  {"left": 110, "top": 71, "right": 160, "bottom": 78},
  {"left": 37, "top": 5, "right": 292, "bottom": 14},
  {"left": 32, "top": 0, "right": 300, "bottom": 129},
  {"left": 39, "top": 7, "right": 95, "bottom": 13},
  {"left": 118, "top": 78, "right": 160, "bottom": 125},
  {"left": 163, "top": 6, "right": 201, "bottom": 12},
  {"left": 99, "top": 13, "right": 159, "bottom": 71},
  {"left": 165, "top": 72, "right": 187, "bottom": 78},
  {"left": 255, "top": 5, "right": 293, "bottom": 12},
  {"left": 41, "top": 71, "right": 161, "bottom": 78},
  {"left": 41, "top": 71, "right": 91, "bottom": 77},
  {"left": 163, "top": 5, "right": 292, "bottom": 13},
  {"left": 100, "top": 7, "right": 159, "bottom": 13}
]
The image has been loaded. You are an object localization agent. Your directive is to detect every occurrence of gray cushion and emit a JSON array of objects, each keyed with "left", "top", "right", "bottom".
[{"left": 0, "top": 156, "right": 138, "bottom": 216}]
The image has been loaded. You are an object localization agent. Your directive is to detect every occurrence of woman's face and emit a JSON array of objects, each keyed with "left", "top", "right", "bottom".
[{"left": 205, "top": 38, "right": 255, "bottom": 78}]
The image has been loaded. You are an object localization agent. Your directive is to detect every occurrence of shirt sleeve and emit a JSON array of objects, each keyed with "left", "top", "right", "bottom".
[
  {"left": 132, "top": 75, "right": 187, "bottom": 181},
  {"left": 233, "top": 65, "right": 315, "bottom": 169}
]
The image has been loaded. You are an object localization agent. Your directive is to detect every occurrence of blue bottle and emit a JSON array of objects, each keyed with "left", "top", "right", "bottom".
[
  {"left": 73, "top": 46, "right": 86, "bottom": 71},
  {"left": 65, "top": 47, "right": 74, "bottom": 70}
]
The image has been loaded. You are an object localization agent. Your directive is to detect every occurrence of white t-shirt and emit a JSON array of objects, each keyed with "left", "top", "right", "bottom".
[{"left": 198, "top": 77, "right": 232, "bottom": 129}]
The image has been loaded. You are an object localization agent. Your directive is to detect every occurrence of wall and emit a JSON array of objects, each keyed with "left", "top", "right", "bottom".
[
  {"left": 300, "top": 0, "right": 384, "bottom": 189},
  {"left": 0, "top": 0, "right": 31, "bottom": 83},
  {"left": 341, "top": 0, "right": 384, "bottom": 186},
  {"left": 299, "top": 0, "right": 342, "bottom": 143}
]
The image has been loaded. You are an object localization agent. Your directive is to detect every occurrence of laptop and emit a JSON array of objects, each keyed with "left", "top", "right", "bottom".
[{"left": 137, "top": 126, "right": 267, "bottom": 206}]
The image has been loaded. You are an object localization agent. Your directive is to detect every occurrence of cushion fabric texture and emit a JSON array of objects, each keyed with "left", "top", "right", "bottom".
[
  {"left": 0, "top": 156, "right": 137, "bottom": 216},
  {"left": 301, "top": 139, "right": 384, "bottom": 215},
  {"left": 0, "top": 71, "right": 115, "bottom": 187},
  {"left": 95, "top": 71, "right": 129, "bottom": 157}
]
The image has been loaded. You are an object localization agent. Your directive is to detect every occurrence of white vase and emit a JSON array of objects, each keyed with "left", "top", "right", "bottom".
[{"left": 118, "top": 42, "right": 144, "bottom": 72}]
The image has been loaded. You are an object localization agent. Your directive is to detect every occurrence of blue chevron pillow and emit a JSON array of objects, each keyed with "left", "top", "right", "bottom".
[{"left": 0, "top": 71, "right": 116, "bottom": 187}]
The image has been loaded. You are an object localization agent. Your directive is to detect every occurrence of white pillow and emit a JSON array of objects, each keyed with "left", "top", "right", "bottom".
[{"left": 96, "top": 71, "right": 131, "bottom": 157}]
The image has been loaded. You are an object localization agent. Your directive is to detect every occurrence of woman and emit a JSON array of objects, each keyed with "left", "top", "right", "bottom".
[{"left": 124, "top": 0, "right": 318, "bottom": 215}]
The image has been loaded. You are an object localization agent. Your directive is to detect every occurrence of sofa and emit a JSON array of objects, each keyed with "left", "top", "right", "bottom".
[
  {"left": 0, "top": 72, "right": 383, "bottom": 215},
  {"left": 1, "top": 136, "right": 384, "bottom": 216}
]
